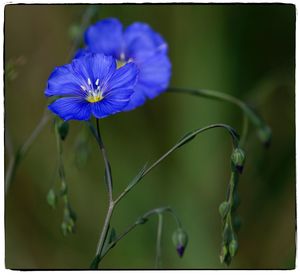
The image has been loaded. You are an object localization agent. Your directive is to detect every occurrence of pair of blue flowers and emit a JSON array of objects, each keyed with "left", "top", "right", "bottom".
[{"left": 45, "top": 18, "right": 171, "bottom": 120}]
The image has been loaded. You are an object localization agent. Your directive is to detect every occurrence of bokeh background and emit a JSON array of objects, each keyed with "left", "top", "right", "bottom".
[{"left": 5, "top": 4, "right": 295, "bottom": 269}]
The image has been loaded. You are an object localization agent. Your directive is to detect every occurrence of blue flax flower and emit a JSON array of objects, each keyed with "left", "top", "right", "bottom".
[
  {"left": 45, "top": 53, "right": 138, "bottom": 120},
  {"left": 76, "top": 18, "right": 171, "bottom": 111}
]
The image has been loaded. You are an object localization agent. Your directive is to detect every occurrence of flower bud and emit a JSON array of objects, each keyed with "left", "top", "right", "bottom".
[
  {"left": 219, "top": 245, "right": 228, "bottom": 264},
  {"left": 172, "top": 228, "right": 188, "bottom": 258},
  {"left": 229, "top": 239, "right": 238, "bottom": 257},
  {"left": 219, "top": 201, "right": 230, "bottom": 219},
  {"left": 231, "top": 148, "right": 246, "bottom": 173},
  {"left": 46, "top": 189, "right": 57, "bottom": 209},
  {"left": 257, "top": 125, "right": 272, "bottom": 148},
  {"left": 56, "top": 119, "right": 69, "bottom": 141}
]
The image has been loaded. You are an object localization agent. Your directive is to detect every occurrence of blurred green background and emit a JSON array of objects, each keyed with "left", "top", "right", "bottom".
[{"left": 5, "top": 4, "right": 295, "bottom": 269}]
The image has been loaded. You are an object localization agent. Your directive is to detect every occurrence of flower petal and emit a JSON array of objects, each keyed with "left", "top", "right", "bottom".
[
  {"left": 45, "top": 64, "right": 83, "bottom": 97},
  {"left": 84, "top": 18, "right": 123, "bottom": 58},
  {"left": 74, "top": 48, "right": 90, "bottom": 59},
  {"left": 122, "top": 85, "right": 147, "bottom": 111},
  {"left": 124, "top": 22, "right": 168, "bottom": 62},
  {"left": 71, "top": 53, "right": 116, "bottom": 93},
  {"left": 48, "top": 97, "right": 92, "bottom": 121},
  {"left": 137, "top": 52, "right": 171, "bottom": 99},
  {"left": 106, "top": 62, "right": 138, "bottom": 93},
  {"left": 92, "top": 89, "right": 133, "bottom": 118}
]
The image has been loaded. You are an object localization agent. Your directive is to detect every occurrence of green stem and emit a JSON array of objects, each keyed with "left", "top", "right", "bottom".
[
  {"left": 155, "top": 214, "right": 164, "bottom": 268},
  {"left": 5, "top": 111, "right": 51, "bottom": 194},
  {"left": 91, "top": 119, "right": 114, "bottom": 269},
  {"left": 96, "top": 119, "right": 113, "bottom": 201},
  {"left": 99, "top": 206, "right": 181, "bottom": 261},
  {"left": 115, "top": 124, "right": 239, "bottom": 205},
  {"left": 167, "top": 87, "right": 265, "bottom": 128},
  {"left": 5, "top": 6, "right": 97, "bottom": 195},
  {"left": 240, "top": 114, "right": 249, "bottom": 148}
]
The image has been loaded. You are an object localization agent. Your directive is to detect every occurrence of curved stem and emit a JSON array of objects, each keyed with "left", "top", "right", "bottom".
[
  {"left": 99, "top": 206, "right": 181, "bottom": 261},
  {"left": 115, "top": 124, "right": 239, "bottom": 205},
  {"left": 167, "top": 87, "right": 266, "bottom": 129},
  {"left": 240, "top": 113, "right": 249, "bottom": 148},
  {"left": 155, "top": 214, "right": 164, "bottom": 268}
]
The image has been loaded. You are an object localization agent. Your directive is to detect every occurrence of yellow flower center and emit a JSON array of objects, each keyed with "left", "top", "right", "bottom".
[
  {"left": 86, "top": 93, "right": 103, "bottom": 103},
  {"left": 116, "top": 59, "right": 126, "bottom": 69}
]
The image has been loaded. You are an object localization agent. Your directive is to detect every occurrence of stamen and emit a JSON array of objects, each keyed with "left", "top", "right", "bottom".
[
  {"left": 95, "top": 79, "right": 99, "bottom": 86},
  {"left": 80, "top": 85, "right": 86, "bottom": 91},
  {"left": 88, "top": 78, "right": 92, "bottom": 86},
  {"left": 120, "top": 52, "right": 125, "bottom": 61}
]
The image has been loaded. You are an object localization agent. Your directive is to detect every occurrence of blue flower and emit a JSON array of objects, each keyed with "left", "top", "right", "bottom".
[
  {"left": 76, "top": 18, "right": 171, "bottom": 111},
  {"left": 45, "top": 53, "right": 138, "bottom": 121}
]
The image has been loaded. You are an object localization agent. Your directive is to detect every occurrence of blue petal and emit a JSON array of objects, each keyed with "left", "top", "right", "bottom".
[
  {"left": 122, "top": 85, "right": 147, "bottom": 111},
  {"left": 45, "top": 64, "right": 83, "bottom": 97},
  {"left": 124, "top": 22, "right": 168, "bottom": 62},
  {"left": 84, "top": 18, "right": 123, "bottom": 58},
  {"left": 48, "top": 97, "right": 92, "bottom": 121},
  {"left": 74, "top": 48, "right": 90, "bottom": 59},
  {"left": 92, "top": 89, "right": 133, "bottom": 118},
  {"left": 71, "top": 53, "right": 116, "bottom": 93},
  {"left": 137, "top": 52, "right": 171, "bottom": 99},
  {"left": 106, "top": 62, "right": 138, "bottom": 92}
]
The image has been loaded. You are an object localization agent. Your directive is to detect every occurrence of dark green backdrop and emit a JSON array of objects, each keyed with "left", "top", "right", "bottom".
[{"left": 5, "top": 4, "right": 295, "bottom": 269}]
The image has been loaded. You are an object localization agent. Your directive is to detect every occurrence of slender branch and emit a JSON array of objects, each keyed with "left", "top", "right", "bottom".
[
  {"left": 95, "top": 119, "right": 113, "bottom": 201},
  {"left": 91, "top": 119, "right": 114, "bottom": 269},
  {"left": 155, "top": 213, "right": 164, "bottom": 268},
  {"left": 5, "top": 6, "right": 97, "bottom": 194},
  {"left": 99, "top": 206, "right": 180, "bottom": 261},
  {"left": 167, "top": 87, "right": 266, "bottom": 128},
  {"left": 115, "top": 124, "right": 239, "bottom": 205},
  {"left": 5, "top": 111, "right": 52, "bottom": 194},
  {"left": 240, "top": 113, "right": 249, "bottom": 148}
]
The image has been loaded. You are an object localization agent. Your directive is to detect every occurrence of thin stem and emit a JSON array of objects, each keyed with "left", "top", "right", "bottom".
[
  {"left": 95, "top": 204, "right": 114, "bottom": 257},
  {"left": 91, "top": 119, "right": 114, "bottom": 269},
  {"left": 5, "top": 6, "right": 96, "bottom": 194},
  {"left": 115, "top": 124, "right": 239, "bottom": 205},
  {"left": 66, "top": 5, "right": 97, "bottom": 61},
  {"left": 5, "top": 111, "right": 51, "bottom": 194},
  {"left": 155, "top": 214, "right": 164, "bottom": 269},
  {"left": 95, "top": 119, "right": 113, "bottom": 202},
  {"left": 167, "top": 87, "right": 265, "bottom": 128},
  {"left": 240, "top": 113, "right": 249, "bottom": 148},
  {"left": 99, "top": 206, "right": 181, "bottom": 261}
]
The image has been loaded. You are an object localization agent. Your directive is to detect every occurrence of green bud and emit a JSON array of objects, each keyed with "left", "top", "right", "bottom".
[
  {"left": 233, "top": 215, "right": 242, "bottom": 232},
  {"left": 219, "top": 245, "right": 228, "bottom": 264},
  {"left": 231, "top": 148, "right": 246, "bottom": 173},
  {"left": 219, "top": 201, "right": 230, "bottom": 219},
  {"left": 56, "top": 119, "right": 69, "bottom": 141},
  {"left": 61, "top": 222, "right": 68, "bottom": 236},
  {"left": 46, "top": 189, "right": 56, "bottom": 209},
  {"left": 222, "top": 224, "right": 233, "bottom": 244},
  {"left": 229, "top": 239, "right": 238, "bottom": 257},
  {"left": 172, "top": 228, "right": 188, "bottom": 257},
  {"left": 61, "top": 217, "right": 75, "bottom": 236},
  {"left": 257, "top": 125, "right": 272, "bottom": 148}
]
